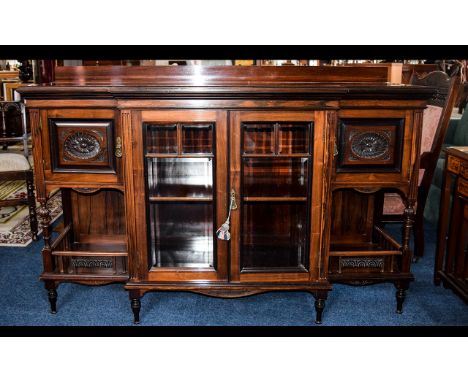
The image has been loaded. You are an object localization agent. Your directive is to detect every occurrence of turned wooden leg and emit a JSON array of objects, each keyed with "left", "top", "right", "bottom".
[
  {"left": 313, "top": 291, "right": 328, "bottom": 324},
  {"left": 396, "top": 288, "right": 405, "bottom": 314},
  {"left": 47, "top": 287, "right": 58, "bottom": 314},
  {"left": 394, "top": 281, "right": 409, "bottom": 314},
  {"left": 315, "top": 299, "right": 325, "bottom": 324},
  {"left": 25, "top": 171, "right": 38, "bottom": 241},
  {"left": 131, "top": 298, "right": 141, "bottom": 324}
]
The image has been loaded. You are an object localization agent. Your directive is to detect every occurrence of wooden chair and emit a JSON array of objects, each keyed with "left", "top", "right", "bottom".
[
  {"left": 0, "top": 101, "right": 38, "bottom": 240},
  {"left": 378, "top": 70, "right": 461, "bottom": 260}
]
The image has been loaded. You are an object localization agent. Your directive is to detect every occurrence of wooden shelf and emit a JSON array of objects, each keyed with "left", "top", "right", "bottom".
[
  {"left": 243, "top": 197, "right": 307, "bottom": 202},
  {"left": 145, "top": 153, "right": 214, "bottom": 158},
  {"left": 149, "top": 196, "right": 213, "bottom": 202},
  {"left": 52, "top": 241, "right": 128, "bottom": 257},
  {"left": 242, "top": 153, "right": 311, "bottom": 158},
  {"left": 329, "top": 226, "right": 402, "bottom": 257}
]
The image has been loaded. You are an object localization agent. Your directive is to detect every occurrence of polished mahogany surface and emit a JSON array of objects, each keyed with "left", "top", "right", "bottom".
[{"left": 18, "top": 66, "right": 436, "bottom": 324}]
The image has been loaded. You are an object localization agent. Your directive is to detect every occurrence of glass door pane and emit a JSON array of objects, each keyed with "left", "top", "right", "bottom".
[
  {"left": 242, "top": 202, "right": 308, "bottom": 268},
  {"left": 150, "top": 202, "right": 213, "bottom": 267},
  {"left": 237, "top": 117, "right": 313, "bottom": 273},
  {"left": 182, "top": 123, "right": 213, "bottom": 154},
  {"left": 243, "top": 123, "right": 274, "bottom": 154},
  {"left": 243, "top": 157, "right": 309, "bottom": 197},
  {"left": 146, "top": 124, "right": 177, "bottom": 154},
  {"left": 144, "top": 121, "right": 215, "bottom": 270},
  {"left": 147, "top": 157, "right": 213, "bottom": 198}
]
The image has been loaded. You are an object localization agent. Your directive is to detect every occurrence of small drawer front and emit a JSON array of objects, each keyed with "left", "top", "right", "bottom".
[
  {"left": 447, "top": 155, "right": 461, "bottom": 175},
  {"left": 336, "top": 118, "right": 404, "bottom": 173},
  {"left": 49, "top": 119, "right": 116, "bottom": 173},
  {"left": 458, "top": 177, "right": 468, "bottom": 198},
  {"left": 461, "top": 162, "right": 468, "bottom": 180}
]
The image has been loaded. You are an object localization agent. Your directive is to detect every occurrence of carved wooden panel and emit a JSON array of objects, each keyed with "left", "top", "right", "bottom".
[
  {"left": 71, "top": 257, "right": 113, "bottom": 268},
  {"left": 339, "top": 257, "right": 384, "bottom": 270},
  {"left": 60, "top": 256, "right": 127, "bottom": 276},
  {"left": 49, "top": 119, "right": 116, "bottom": 173},
  {"left": 336, "top": 118, "right": 404, "bottom": 173}
]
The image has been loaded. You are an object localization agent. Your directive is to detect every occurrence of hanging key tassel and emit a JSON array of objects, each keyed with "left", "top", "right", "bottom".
[
  {"left": 216, "top": 189, "right": 237, "bottom": 241},
  {"left": 216, "top": 221, "right": 231, "bottom": 241}
]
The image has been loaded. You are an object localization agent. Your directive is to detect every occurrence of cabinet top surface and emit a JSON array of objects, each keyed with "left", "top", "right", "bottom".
[
  {"left": 446, "top": 146, "right": 468, "bottom": 161},
  {"left": 17, "top": 66, "right": 436, "bottom": 100}
]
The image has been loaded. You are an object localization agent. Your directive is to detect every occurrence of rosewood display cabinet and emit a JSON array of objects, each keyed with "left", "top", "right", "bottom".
[{"left": 18, "top": 66, "right": 434, "bottom": 324}]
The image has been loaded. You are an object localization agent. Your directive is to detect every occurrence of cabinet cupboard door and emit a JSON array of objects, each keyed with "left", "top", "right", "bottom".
[
  {"left": 135, "top": 110, "right": 228, "bottom": 282},
  {"left": 334, "top": 109, "right": 414, "bottom": 187},
  {"left": 40, "top": 109, "right": 122, "bottom": 185},
  {"left": 230, "top": 111, "right": 328, "bottom": 283}
]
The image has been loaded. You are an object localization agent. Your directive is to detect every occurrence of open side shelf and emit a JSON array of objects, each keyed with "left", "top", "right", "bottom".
[
  {"left": 330, "top": 226, "right": 402, "bottom": 257},
  {"left": 329, "top": 225, "right": 403, "bottom": 275}
]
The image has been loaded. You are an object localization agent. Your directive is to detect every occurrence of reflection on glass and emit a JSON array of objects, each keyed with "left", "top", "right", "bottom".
[
  {"left": 146, "top": 124, "right": 177, "bottom": 154},
  {"left": 147, "top": 158, "right": 213, "bottom": 198},
  {"left": 241, "top": 202, "right": 308, "bottom": 269},
  {"left": 150, "top": 203, "right": 213, "bottom": 267},
  {"left": 182, "top": 124, "right": 213, "bottom": 154},
  {"left": 243, "top": 158, "right": 308, "bottom": 197},
  {"left": 278, "top": 123, "right": 310, "bottom": 154},
  {"left": 243, "top": 123, "right": 274, "bottom": 154}
]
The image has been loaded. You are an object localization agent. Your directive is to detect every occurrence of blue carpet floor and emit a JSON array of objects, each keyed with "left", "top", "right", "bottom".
[{"left": 0, "top": 221, "right": 466, "bottom": 326}]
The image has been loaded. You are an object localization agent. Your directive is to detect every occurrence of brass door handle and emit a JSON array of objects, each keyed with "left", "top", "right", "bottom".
[{"left": 115, "top": 137, "right": 122, "bottom": 158}]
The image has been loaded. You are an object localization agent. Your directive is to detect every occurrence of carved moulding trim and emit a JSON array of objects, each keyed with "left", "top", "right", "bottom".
[
  {"left": 353, "top": 187, "right": 382, "bottom": 194},
  {"left": 339, "top": 257, "right": 384, "bottom": 269},
  {"left": 71, "top": 258, "right": 113, "bottom": 268},
  {"left": 71, "top": 187, "right": 100, "bottom": 194}
]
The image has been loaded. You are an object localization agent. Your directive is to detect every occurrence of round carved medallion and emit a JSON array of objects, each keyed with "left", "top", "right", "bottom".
[
  {"left": 64, "top": 132, "right": 101, "bottom": 160},
  {"left": 350, "top": 132, "right": 390, "bottom": 159}
]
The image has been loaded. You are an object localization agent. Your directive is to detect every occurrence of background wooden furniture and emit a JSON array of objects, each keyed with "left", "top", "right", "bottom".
[
  {"left": 401, "top": 64, "right": 439, "bottom": 84},
  {"left": 0, "top": 101, "right": 38, "bottom": 240},
  {"left": 18, "top": 66, "right": 433, "bottom": 324},
  {"left": 2, "top": 82, "right": 25, "bottom": 101},
  {"left": 379, "top": 71, "right": 460, "bottom": 260},
  {"left": 434, "top": 146, "right": 468, "bottom": 302},
  {"left": 340, "top": 63, "right": 404, "bottom": 83}
]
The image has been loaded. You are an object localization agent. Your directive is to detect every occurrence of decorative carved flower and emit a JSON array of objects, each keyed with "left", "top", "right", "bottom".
[
  {"left": 64, "top": 132, "right": 101, "bottom": 160},
  {"left": 351, "top": 132, "right": 389, "bottom": 159}
]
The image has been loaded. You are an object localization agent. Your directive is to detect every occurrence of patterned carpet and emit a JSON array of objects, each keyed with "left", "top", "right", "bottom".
[
  {"left": 0, "top": 143, "right": 62, "bottom": 247},
  {"left": 0, "top": 184, "right": 62, "bottom": 247}
]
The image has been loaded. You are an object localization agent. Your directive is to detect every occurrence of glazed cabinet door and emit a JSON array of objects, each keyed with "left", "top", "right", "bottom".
[
  {"left": 229, "top": 111, "right": 330, "bottom": 283},
  {"left": 132, "top": 110, "right": 229, "bottom": 282}
]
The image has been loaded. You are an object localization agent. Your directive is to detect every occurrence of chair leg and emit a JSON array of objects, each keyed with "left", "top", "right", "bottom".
[{"left": 25, "top": 172, "right": 38, "bottom": 241}]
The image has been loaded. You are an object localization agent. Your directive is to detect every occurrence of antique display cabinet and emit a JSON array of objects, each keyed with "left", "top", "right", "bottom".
[{"left": 18, "top": 66, "right": 434, "bottom": 324}]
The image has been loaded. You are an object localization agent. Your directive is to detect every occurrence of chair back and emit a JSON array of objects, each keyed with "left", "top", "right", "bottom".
[
  {"left": 410, "top": 70, "right": 461, "bottom": 190},
  {"left": 0, "top": 101, "right": 29, "bottom": 157}
]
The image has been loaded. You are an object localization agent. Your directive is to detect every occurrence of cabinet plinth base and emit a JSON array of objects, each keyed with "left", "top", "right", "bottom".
[{"left": 126, "top": 281, "right": 331, "bottom": 324}]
